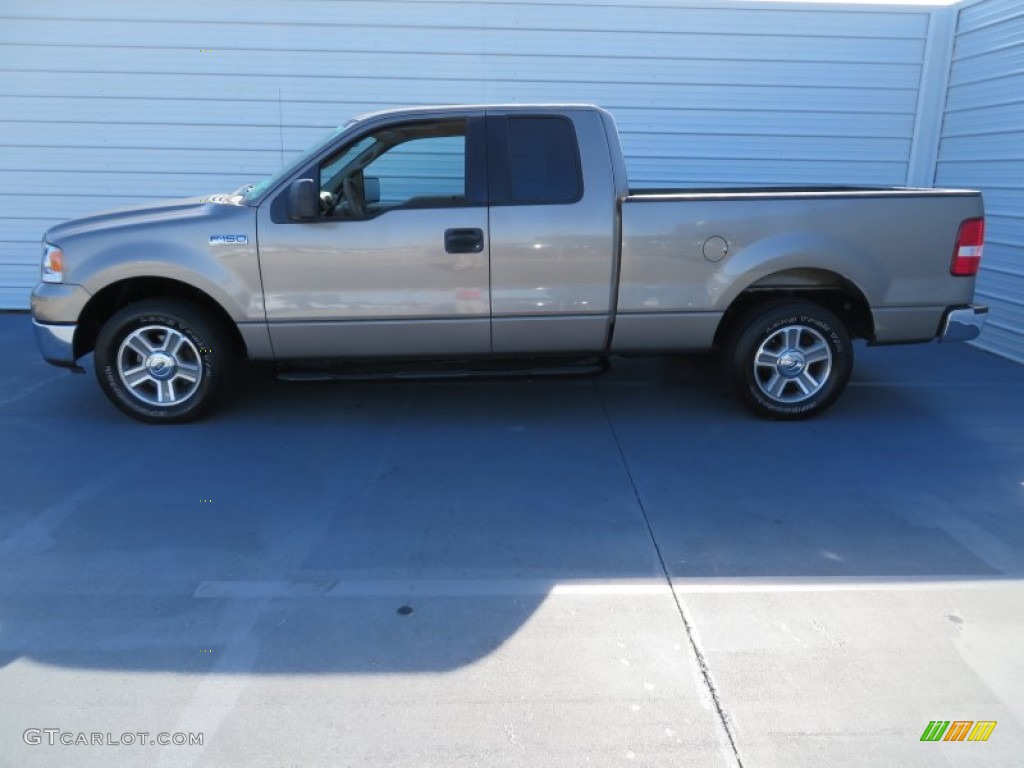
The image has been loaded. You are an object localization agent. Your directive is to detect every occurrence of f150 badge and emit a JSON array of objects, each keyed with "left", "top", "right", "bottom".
[{"left": 209, "top": 235, "right": 248, "bottom": 245}]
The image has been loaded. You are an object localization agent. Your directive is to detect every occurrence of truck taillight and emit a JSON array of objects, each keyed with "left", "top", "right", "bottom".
[{"left": 951, "top": 217, "right": 984, "bottom": 276}]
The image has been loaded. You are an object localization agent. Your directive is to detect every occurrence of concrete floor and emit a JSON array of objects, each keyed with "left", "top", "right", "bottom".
[{"left": 1, "top": 312, "right": 1022, "bottom": 767}]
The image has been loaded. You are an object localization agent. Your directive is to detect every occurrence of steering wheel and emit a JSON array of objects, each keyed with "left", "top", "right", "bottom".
[{"left": 342, "top": 177, "right": 366, "bottom": 218}]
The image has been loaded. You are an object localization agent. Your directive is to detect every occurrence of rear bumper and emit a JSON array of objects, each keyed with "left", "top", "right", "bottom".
[
  {"left": 940, "top": 304, "right": 988, "bottom": 343},
  {"left": 32, "top": 320, "right": 83, "bottom": 370}
]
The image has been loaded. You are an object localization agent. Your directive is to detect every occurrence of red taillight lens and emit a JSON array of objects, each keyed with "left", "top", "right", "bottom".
[{"left": 951, "top": 217, "right": 984, "bottom": 276}]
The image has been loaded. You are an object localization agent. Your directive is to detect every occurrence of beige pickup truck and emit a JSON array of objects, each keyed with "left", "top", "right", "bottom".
[{"left": 31, "top": 104, "right": 987, "bottom": 423}]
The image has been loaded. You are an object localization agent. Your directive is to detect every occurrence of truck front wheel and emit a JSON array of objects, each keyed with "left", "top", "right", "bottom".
[
  {"left": 94, "top": 299, "right": 234, "bottom": 423},
  {"left": 724, "top": 300, "right": 853, "bottom": 420}
]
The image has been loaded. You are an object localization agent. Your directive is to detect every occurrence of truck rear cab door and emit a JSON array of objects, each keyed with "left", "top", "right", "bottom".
[{"left": 486, "top": 110, "right": 619, "bottom": 354}]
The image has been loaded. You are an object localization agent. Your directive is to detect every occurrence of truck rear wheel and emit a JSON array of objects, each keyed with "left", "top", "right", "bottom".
[
  {"left": 94, "top": 299, "right": 234, "bottom": 423},
  {"left": 724, "top": 300, "right": 852, "bottom": 420}
]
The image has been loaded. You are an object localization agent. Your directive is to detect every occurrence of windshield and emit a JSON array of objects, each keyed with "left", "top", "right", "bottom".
[{"left": 239, "top": 125, "right": 348, "bottom": 203}]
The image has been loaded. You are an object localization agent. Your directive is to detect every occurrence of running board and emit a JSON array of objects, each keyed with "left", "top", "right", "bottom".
[{"left": 276, "top": 358, "right": 608, "bottom": 383}]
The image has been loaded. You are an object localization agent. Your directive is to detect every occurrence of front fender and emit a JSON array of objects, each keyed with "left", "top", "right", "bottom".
[{"left": 78, "top": 245, "right": 263, "bottom": 324}]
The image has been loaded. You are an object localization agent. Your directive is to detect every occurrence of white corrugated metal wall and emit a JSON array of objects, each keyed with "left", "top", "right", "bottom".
[
  {"left": 936, "top": 0, "right": 1024, "bottom": 364},
  {"left": 0, "top": 0, "right": 952, "bottom": 310}
]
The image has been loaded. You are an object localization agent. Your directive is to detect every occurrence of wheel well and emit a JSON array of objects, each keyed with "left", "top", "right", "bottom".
[
  {"left": 75, "top": 277, "right": 246, "bottom": 359},
  {"left": 714, "top": 269, "right": 874, "bottom": 348}
]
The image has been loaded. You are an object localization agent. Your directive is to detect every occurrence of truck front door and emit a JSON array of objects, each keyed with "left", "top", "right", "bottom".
[{"left": 256, "top": 115, "right": 490, "bottom": 359}]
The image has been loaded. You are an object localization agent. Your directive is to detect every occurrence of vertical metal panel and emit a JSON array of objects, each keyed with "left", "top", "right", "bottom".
[
  {"left": 907, "top": 7, "right": 958, "bottom": 187},
  {"left": 0, "top": 0, "right": 934, "bottom": 309},
  {"left": 936, "top": 0, "right": 1024, "bottom": 364}
]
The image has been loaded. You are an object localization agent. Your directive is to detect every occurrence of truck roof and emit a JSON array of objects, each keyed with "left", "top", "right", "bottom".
[{"left": 346, "top": 103, "right": 605, "bottom": 126}]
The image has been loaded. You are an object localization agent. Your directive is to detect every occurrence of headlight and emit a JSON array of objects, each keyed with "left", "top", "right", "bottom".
[{"left": 42, "top": 242, "right": 64, "bottom": 283}]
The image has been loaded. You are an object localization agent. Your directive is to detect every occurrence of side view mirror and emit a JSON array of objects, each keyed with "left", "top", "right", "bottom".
[
  {"left": 364, "top": 176, "right": 381, "bottom": 205},
  {"left": 287, "top": 179, "right": 318, "bottom": 221}
]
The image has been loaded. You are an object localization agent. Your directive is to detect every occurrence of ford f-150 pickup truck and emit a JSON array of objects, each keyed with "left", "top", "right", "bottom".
[{"left": 31, "top": 104, "right": 987, "bottom": 423}]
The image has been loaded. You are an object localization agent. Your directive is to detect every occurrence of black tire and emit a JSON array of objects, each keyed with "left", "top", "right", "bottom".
[
  {"left": 724, "top": 300, "right": 853, "bottom": 420},
  {"left": 94, "top": 299, "right": 235, "bottom": 424}
]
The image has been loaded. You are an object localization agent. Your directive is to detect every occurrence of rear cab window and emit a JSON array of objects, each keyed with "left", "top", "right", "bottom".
[{"left": 488, "top": 115, "right": 583, "bottom": 206}]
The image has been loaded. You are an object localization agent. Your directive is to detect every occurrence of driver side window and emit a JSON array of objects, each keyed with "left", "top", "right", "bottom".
[{"left": 318, "top": 119, "right": 467, "bottom": 218}]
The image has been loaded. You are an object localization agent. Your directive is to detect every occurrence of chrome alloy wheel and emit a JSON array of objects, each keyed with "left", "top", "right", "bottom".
[
  {"left": 753, "top": 324, "right": 833, "bottom": 404},
  {"left": 116, "top": 325, "right": 203, "bottom": 407}
]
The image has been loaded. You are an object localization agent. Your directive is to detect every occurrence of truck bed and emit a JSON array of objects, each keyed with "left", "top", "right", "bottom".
[{"left": 611, "top": 186, "right": 984, "bottom": 353}]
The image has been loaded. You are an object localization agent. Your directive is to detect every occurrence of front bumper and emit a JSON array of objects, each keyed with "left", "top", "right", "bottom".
[
  {"left": 32, "top": 320, "right": 83, "bottom": 370},
  {"left": 939, "top": 304, "right": 988, "bottom": 343}
]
